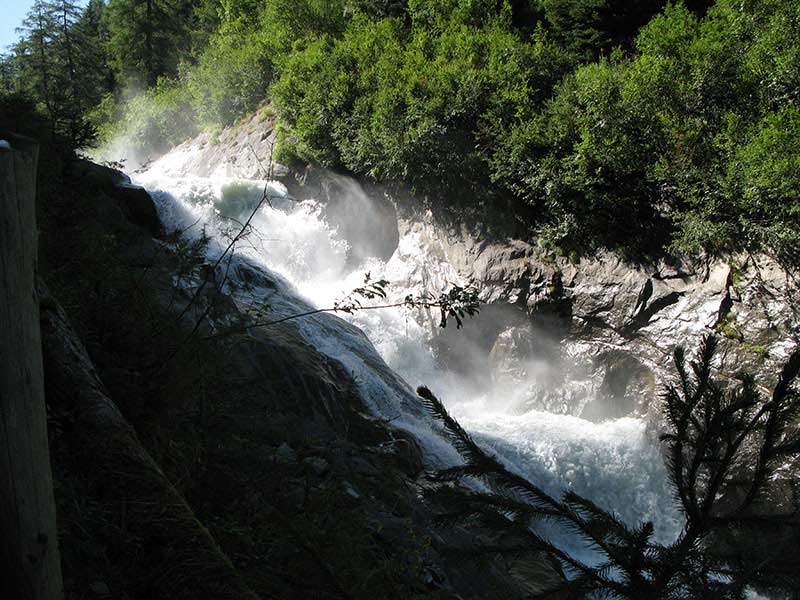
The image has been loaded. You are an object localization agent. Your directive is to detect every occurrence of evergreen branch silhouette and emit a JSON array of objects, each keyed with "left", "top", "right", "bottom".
[{"left": 420, "top": 335, "right": 800, "bottom": 598}]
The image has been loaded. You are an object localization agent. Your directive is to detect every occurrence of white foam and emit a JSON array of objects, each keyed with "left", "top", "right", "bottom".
[{"left": 135, "top": 157, "right": 684, "bottom": 561}]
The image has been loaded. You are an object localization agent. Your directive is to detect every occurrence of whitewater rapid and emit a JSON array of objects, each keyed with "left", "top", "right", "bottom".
[{"left": 134, "top": 163, "right": 683, "bottom": 557}]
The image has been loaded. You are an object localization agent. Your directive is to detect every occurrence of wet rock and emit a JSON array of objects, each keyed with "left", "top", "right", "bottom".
[
  {"left": 581, "top": 352, "right": 654, "bottom": 420},
  {"left": 422, "top": 564, "right": 445, "bottom": 587},
  {"left": 388, "top": 431, "right": 424, "bottom": 477},
  {"left": 69, "top": 158, "right": 131, "bottom": 187},
  {"left": 274, "top": 442, "right": 298, "bottom": 465},
  {"left": 489, "top": 326, "right": 537, "bottom": 386},
  {"left": 114, "top": 183, "right": 162, "bottom": 236},
  {"left": 343, "top": 482, "right": 361, "bottom": 499},
  {"left": 349, "top": 455, "right": 380, "bottom": 478},
  {"left": 395, "top": 207, "right": 797, "bottom": 420},
  {"left": 303, "top": 456, "right": 330, "bottom": 477},
  {"left": 139, "top": 112, "right": 280, "bottom": 179},
  {"left": 88, "top": 581, "right": 110, "bottom": 597},
  {"left": 368, "top": 511, "right": 409, "bottom": 543}
]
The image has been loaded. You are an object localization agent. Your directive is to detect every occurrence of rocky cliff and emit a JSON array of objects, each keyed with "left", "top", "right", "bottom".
[
  {"left": 393, "top": 209, "right": 798, "bottom": 423},
  {"left": 148, "top": 113, "right": 800, "bottom": 426},
  {"left": 43, "top": 155, "right": 561, "bottom": 599}
]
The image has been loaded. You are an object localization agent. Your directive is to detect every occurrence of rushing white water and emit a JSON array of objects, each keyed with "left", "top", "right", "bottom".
[{"left": 134, "top": 157, "right": 683, "bottom": 561}]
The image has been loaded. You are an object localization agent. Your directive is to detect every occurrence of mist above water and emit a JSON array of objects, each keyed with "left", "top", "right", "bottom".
[{"left": 135, "top": 153, "right": 683, "bottom": 556}]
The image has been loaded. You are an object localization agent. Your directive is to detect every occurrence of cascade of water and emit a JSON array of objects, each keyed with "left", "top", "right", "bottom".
[{"left": 135, "top": 153, "right": 683, "bottom": 559}]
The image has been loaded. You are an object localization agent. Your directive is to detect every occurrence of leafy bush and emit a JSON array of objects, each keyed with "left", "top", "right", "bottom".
[
  {"left": 274, "top": 8, "right": 571, "bottom": 204},
  {"left": 190, "top": 22, "right": 273, "bottom": 126},
  {"left": 103, "top": 78, "right": 197, "bottom": 160},
  {"left": 39, "top": 0, "right": 800, "bottom": 261}
]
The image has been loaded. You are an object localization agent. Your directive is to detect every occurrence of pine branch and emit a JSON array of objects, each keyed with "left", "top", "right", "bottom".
[
  {"left": 420, "top": 334, "right": 800, "bottom": 599},
  {"left": 417, "top": 386, "right": 646, "bottom": 594}
]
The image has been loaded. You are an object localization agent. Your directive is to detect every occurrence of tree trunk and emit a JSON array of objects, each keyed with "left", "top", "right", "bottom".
[
  {"left": 0, "top": 134, "right": 63, "bottom": 600},
  {"left": 145, "top": 0, "right": 154, "bottom": 86}
]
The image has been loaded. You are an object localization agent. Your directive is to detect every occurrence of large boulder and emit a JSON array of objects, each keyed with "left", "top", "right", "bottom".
[
  {"left": 113, "top": 183, "right": 163, "bottom": 237},
  {"left": 69, "top": 159, "right": 131, "bottom": 187}
]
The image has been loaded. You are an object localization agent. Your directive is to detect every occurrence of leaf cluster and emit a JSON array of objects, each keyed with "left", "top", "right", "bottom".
[{"left": 333, "top": 271, "right": 391, "bottom": 313}]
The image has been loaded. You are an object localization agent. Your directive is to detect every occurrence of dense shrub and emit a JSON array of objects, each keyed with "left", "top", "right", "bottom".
[
  {"left": 189, "top": 22, "right": 272, "bottom": 126},
  {"left": 50, "top": 0, "right": 800, "bottom": 260},
  {"left": 98, "top": 78, "right": 197, "bottom": 160},
  {"left": 261, "top": 1, "right": 800, "bottom": 257},
  {"left": 274, "top": 8, "right": 572, "bottom": 203}
]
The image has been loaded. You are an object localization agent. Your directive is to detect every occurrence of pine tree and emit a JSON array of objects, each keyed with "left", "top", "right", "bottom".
[
  {"left": 0, "top": 53, "right": 19, "bottom": 94},
  {"left": 73, "top": 0, "right": 114, "bottom": 108},
  {"left": 14, "top": 0, "right": 58, "bottom": 130},
  {"left": 12, "top": 0, "right": 101, "bottom": 142},
  {"left": 420, "top": 335, "right": 800, "bottom": 598},
  {"left": 104, "top": 0, "right": 192, "bottom": 86},
  {"left": 47, "top": 0, "right": 84, "bottom": 137}
]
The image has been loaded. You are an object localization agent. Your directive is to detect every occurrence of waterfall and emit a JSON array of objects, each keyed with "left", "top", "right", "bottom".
[{"left": 134, "top": 151, "right": 683, "bottom": 562}]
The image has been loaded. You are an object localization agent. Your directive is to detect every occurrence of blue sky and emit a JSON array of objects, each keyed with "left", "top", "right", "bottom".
[{"left": 1, "top": 0, "right": 88, "bottom": 52}]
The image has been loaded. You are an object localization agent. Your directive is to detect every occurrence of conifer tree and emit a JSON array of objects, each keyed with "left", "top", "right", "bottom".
[
  {"left": 73, "top": 0, "right": 114, "bottom": 108},
  {"left": 14, "top": 0, "right": 58, "bottom": 130},
  {"left": 12, "top": 0, "right": 100, "bottom": 141},
  {"left": 47, "top": 0, "right": 83, "bottom": 136},
  {"left": 104, "top": 0, "right": 192, "bottom": 86},
  {"left": 0, "top": 53, "right": 19, "bottom": 94},
  {"left": 420, "top": 335, "right": 800, "bottom": 598}
]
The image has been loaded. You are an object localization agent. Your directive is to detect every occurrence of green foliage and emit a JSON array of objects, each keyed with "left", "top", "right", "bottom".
[
  {"left": 715, "top": 312, "right": 743, "bottom": 341},
  {"left": 85, "top": 92, "right": 118, "bottom": 141},
  {"left": 348, "top": 0, "right": 409, "bottom": 20},
  {"left": 71, "top": 0, "right": 114, "bottom": 110},
  {"left": 725, "top": 106, "right": 800, "bottom": 258},
  {"left": 269, "top": 0, "right": 800, "bottom": 258},
  {"left": 260, "top": 0, "right": 347, "bottom": 55},
  {"left": 419, "top": 335, "right": 800, "bottom": 598},
  {"left": 6, "top": 0, "right": 104, "bottom": 144},
  {"left": 274, "top": 8, "right": 571, "bottom": 205},
  {"left": 103, "top": 0, "right": 193, "bottom": 86},
  {"left": 104, "top": 77, "right": 198, "bottom": 158},
  {"left": 189, "top": 22, "right": 272, "bottom": 126},
  {"left": 5, "top": 0, "right": 800, "bottom": 261},
  {"left": 535, "top": 0, "right": 668, "bottom": 60},
  {"left": 536, "top": 0, "right": 610, "bottom": 59}
]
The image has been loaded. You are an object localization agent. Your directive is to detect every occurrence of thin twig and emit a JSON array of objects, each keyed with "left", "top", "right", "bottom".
[{"left": 204, "top": 300, "right": 447, "bottom": 340}]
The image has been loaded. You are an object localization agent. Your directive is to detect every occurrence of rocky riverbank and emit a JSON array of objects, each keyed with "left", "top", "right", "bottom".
[
  {"left": 147, "top": 112, "right": 799, "bottom": 426},
  {"left": 42, "top": 156, "right": 561, "bottom": 599}
]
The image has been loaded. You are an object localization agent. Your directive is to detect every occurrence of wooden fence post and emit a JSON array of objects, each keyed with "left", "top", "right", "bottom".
[{"left": 0, "top": 133, "right": 63, "bottom": 600}]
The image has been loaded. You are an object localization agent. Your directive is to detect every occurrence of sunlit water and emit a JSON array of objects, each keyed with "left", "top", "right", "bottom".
[{"left": 134, "top": 159, "right": 684, "bottom": 564}]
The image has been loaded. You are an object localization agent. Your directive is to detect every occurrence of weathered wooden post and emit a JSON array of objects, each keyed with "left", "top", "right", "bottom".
[{"left": 0, "top": 133, "right": 63, "bottom": 600}]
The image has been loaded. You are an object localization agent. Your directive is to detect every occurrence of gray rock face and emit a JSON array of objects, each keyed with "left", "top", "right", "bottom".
[
  {"left": 398, "top": 210, "right": 799, "bottom": 421},
  {"left": 141, "top": 112, "right": 285, "bottom": 181},
  {"left": 69, "top": 159, "right": 131, "bottom": 186},
  {"left": 274, "top": 442, "right": 298, "bottom": 464},
  {"left": 68, "top": 159, "right": 163, "bottom": 237}
]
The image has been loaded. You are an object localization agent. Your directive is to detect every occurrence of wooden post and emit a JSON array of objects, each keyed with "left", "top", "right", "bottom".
[{"left": 0, "top": 134, "right": 63, "bottom": 600}]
